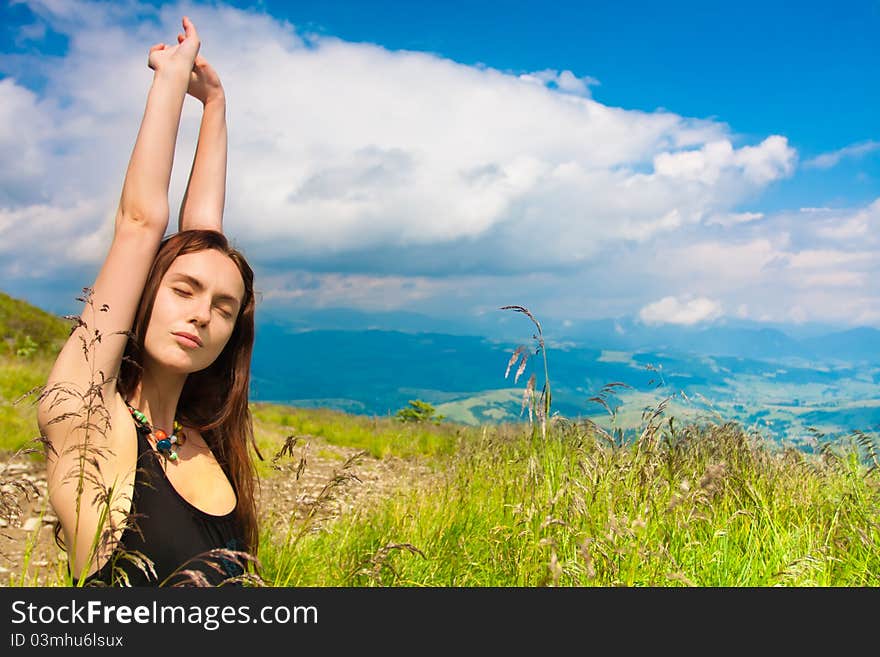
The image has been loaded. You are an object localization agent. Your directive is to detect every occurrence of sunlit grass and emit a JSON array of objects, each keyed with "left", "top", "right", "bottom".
[
  {"left": 252, "top": 402, "right": 462, "bottom": 462},
  {"left": 258, "top": 416, "right": 879, "bottom": 586},
  {"left": 4, "top": 397, "right": 878, "bottom": 587},
  {"left": 0, "top": 354, "right": 53, "bottom": 455}
]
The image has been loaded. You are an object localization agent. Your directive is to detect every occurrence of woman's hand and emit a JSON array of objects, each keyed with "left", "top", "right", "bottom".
[
  {"left": 180, "top": 44, "right": 225, "bottom": 105},
  {"left": 148, "top": 15, "right": 201, "bottom": 77}
]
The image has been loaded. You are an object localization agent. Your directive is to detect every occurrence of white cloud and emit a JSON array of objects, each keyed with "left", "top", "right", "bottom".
[
  {"left": 258, "top": 270, "right": 446, "bottom": 310},
  {"left": 796, "top": 271, "right": 865, "bottom": 287},
  {"left": 785, "top": 249, "right": 874, "bottom": 269},
  {"left": 0, "top": 78, "right": 53, "bottom": 205},
  {"left": 653, "top": 136, "right": 794, "bottom": 186},
  {"left": 666, "top": 238, "right": 783, "bottom": 284},
  {"left": 581, "top": 213, "right": 879, "bottom": 328},
  {"left": 810, "top": 199, "right": 880, "bottom": 242},
  {"left": 1, "top": 0, "right": 795, "bottom": 276},
  {"left": 705, "top": 211, "right": 764, "bottom": 227},
  {"left": 1, "top": 0, "right": 877, "bottom": 329},
  {"left": 638, "top": 296, "right": 723, "bottom": 326},
  {"left": 0, "top": 199, "right": 111, "bottom": 274},
  {"left": 518, "top": 69, "right": 599, "bottom": 96},
  {"left": 803, "top": 140, "right": 880, "bottom": 170}
]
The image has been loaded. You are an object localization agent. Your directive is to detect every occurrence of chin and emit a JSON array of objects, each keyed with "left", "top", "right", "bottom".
[
  {"left": 145, "top": 347, "right": 203, "bottom": 375},
  {"left": 164, "top": 358, "right": 200, "bottom": 375},
  {"left": 178, "top": 352, "right": 221, "bottom": 374}
]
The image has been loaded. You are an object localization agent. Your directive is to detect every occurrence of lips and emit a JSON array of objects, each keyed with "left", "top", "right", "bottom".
[{"left": 172, "top": 332, "right": 203, "bottom": 347}]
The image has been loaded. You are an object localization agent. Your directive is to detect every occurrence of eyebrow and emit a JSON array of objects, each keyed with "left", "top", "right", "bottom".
[{"left": 169, "top": 273, "right": 241, "bottom": 306}]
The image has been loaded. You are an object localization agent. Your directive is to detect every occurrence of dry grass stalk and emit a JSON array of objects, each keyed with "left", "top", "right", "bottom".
[
  {"left": 579, "top": 537, "right": 596, "bottom": 579},
  {"left": 32, "top": 288, "right": 137, "bottom": 579},
  {"left": 307, "top": 450, "right": 366, "bottom": 516},
  {"left": 275, "top": 447, "right": 368, "bottom": 550},
  {"left": 272, "top": 434, "right": 310, "bottom": 480},
  {"left": 165, "top": 548, "right": 264, "bottom": 587},
  {"left": 500, "top": 305, "right": 552, "bottom": 440},
  {"left": 0, "top": 444, "right": 42, "bottom": 531},
  {"left": 353, "top": 541, "right": 426, "bottom": 586},
  {"left": 850, "top": 430, "right": 880, "bottom": 474},
  {"left": 521, "top": 373, "right": 536, "bottom": 423},
  {"left": 84, "top": 549, "right": 157, "bottom": 587},
  {"left": 587, "top": 381, "right": 632, "bottom": 418}
]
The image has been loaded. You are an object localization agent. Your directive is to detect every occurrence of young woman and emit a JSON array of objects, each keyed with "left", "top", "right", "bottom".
[{"left": 38, "top": 16, "right": 261, "bottom": 586}]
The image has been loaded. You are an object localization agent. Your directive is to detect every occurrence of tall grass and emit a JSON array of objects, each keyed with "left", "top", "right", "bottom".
[{"left": 259, "top": 414, "right": 879, "bottom": 586}]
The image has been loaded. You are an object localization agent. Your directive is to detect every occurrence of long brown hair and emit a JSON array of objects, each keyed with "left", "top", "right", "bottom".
[{"left": 117, "top": 229, "right": 262, "bottom": 561}]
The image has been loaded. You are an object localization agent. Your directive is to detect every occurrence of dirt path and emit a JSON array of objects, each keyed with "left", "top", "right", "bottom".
[{"left": 0, "top": 439, "right": 436, "bottom": 586}]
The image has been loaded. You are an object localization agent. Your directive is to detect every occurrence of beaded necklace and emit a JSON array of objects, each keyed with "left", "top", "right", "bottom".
[{"left": 126, "top": 402, "right": 187, "bottom": 462}]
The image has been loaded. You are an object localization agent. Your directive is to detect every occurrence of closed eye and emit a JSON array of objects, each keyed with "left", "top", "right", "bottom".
[{"left": 173, "top": 286, "right": 233, "bottom": 318}]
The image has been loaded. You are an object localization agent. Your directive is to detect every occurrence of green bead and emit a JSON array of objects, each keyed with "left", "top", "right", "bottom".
[{"left": 169, "top": 451, "right": 178, "bottom": 461}]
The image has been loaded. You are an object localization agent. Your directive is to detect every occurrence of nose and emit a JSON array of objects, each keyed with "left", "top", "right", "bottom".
[{"left": 189, "top": 297, "right": 212, "bottom": 327}]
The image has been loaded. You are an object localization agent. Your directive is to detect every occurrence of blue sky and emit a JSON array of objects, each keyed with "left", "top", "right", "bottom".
[{"left": 1, "top": 0, "right": 878, "bottom": 330}]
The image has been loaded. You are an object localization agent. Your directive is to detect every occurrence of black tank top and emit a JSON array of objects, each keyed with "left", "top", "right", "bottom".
[{"left": 75, "top": 419, "right": 246, "bottom": 587}]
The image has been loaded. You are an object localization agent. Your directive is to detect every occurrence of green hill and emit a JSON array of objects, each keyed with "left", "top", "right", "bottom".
[
  {"left": 0, "top": 291, "right": 70, "bottom": 452},
  {"left": 0, "top": 291, "right": 69, "bottom": 358}
]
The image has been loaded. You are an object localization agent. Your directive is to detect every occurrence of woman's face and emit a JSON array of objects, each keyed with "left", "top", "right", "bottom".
[{"left": 143, "top": 249, "right": 246, "bottom": 374}]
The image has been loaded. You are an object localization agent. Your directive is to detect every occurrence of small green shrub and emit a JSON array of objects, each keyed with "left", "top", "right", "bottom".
[{"left": 396, "top": 399, "right": 445, "bottom": 425}]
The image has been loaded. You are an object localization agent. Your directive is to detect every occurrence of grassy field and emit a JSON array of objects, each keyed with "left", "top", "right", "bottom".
[
  {"left": 0, "top": 353, "right": 55, "bottom": 457},
  {"left": 2, "top": 296, "right": 878, "bottom": 586},
  {"left": 254, "top": 409, "right": 879, "bottom": 586},
  {"left": 0, "top": 291, "right": 69, "bottom": 456},
  {"left": 4, "top": 379, "right": 879, "bottom": 586}
]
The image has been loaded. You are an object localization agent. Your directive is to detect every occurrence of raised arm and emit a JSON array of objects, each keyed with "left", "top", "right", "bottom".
[
  {"left": 41, "top": 17, "right": 200, "bottom": 413},
  {"left": 178, "top": 49, "right": 227, "bottom": 233},
  {"left": 38, "top": 17, "right": 201, "bottom": 575}
]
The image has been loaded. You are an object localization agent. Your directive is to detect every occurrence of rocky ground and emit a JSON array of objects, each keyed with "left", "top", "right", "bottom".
[{"left": 0, "top": 438, "right": 436, "bottom": 586}]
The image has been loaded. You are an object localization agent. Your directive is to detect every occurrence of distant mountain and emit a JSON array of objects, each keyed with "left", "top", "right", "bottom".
[
  {"left": 563, "top": 321, "right": 807, "bottom": 360},
  {"left": 256, "top": 306, "right": 880, "bottom": 364},
  {"left": 248, "top": 324, "right": 880, "bottom": 444},
  {"left": 800, "top": 328, "right": 880, "bottom": 363},
  {"left": 250, "top": 325, "right": 511, "bottom": 415},
  {"left": 258, "top": 307, "right": 469, "bottom": 335},
  {"left": 3, "top": 289, "right": 877, "bottom": 442}
]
